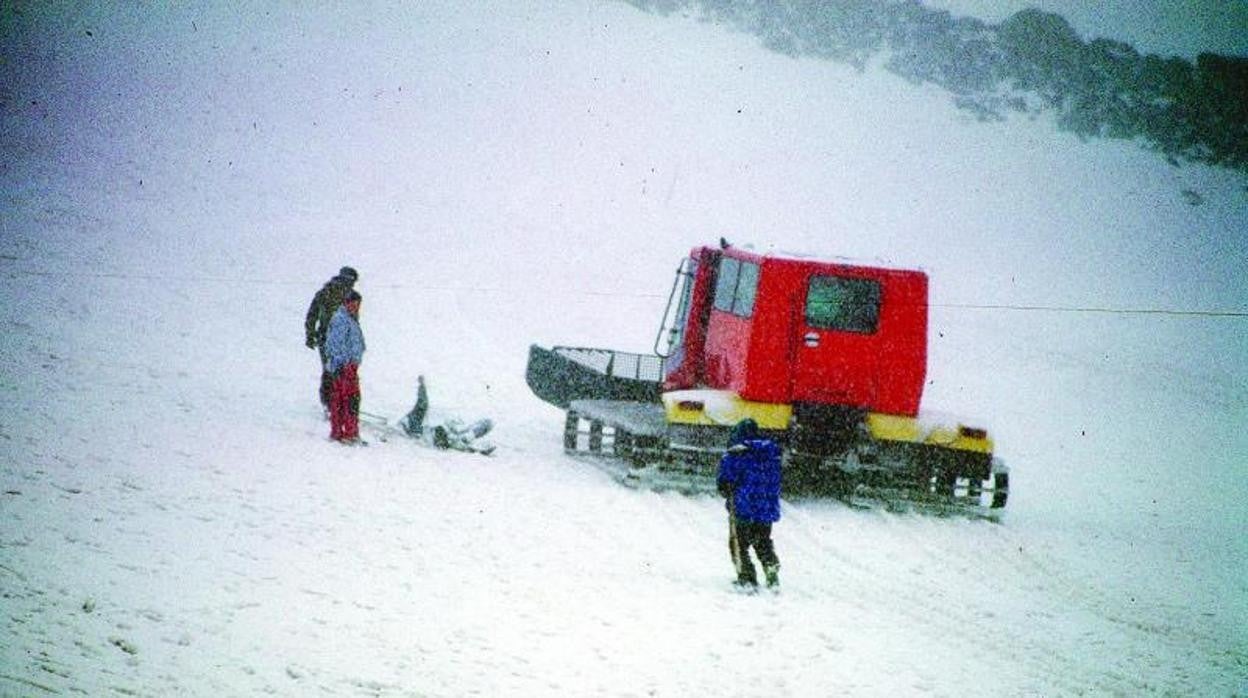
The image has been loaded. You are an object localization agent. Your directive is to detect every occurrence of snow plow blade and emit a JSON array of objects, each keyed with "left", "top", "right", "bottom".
[{"left": 525, "top": 345, "right": 664, "bottom": 409}]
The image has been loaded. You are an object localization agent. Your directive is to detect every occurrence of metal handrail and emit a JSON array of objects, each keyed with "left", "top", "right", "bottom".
[{"left": 653, "top": 257, "right": 695, "bottom": 359}]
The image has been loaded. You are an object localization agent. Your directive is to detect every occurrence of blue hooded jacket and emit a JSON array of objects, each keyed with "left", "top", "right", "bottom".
[
  {"left": 716, "top": 419, "right": 782, "bottom": 523},
  {"left": 324, "top": 305, "right": 365, "bottom": 373}
]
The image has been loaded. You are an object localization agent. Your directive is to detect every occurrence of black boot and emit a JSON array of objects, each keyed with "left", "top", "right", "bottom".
[
  {"left": 734, "top": 562, "right": 759, "bottom": 590},
  {"left": 764, "top": 563, "right": 779, "bottom": 588}
]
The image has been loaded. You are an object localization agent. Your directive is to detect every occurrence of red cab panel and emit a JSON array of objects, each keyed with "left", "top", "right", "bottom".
[{"left": 664, "top": 246, "right": 928, "bottom": 417}]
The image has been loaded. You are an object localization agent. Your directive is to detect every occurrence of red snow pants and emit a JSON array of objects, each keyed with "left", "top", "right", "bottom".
[{"left": 329, "top": 363, "right": 361, "bottom": 441}]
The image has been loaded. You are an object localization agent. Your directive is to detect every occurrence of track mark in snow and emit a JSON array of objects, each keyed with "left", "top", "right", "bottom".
[
  {"left": 0, "top": 673, "right": 59, "bottom": 695},
  {"left": 779, "top": 505, "right": 1168, "bottom": 695}
]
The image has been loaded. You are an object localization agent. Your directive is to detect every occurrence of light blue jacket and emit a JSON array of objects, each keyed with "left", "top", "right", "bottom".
[{"left": 324, "top": 306, "right": 365, "bottom": 373}]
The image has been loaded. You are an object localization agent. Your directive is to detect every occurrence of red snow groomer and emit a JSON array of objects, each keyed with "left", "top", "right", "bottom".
[{"left": 526, "top": 242, "right": 1008, "bottom": 513}]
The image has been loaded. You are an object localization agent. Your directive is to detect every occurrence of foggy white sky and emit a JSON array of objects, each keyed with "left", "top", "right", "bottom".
[{"left": 920, "top": 0, "right": 1248, "bottom": 58}]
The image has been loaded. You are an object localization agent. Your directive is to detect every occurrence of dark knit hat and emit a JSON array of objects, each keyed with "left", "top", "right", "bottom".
[
  {"left": 339, "top": 266, "right": 359, "bottom": 282},
  {"left": 729, "top": 418, "right": 759, "bottom": 447}
]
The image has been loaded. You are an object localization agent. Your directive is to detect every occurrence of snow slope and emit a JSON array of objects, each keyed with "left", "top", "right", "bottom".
[{"left": 1, "top": 1, "right": 1245, "bottom": 695}]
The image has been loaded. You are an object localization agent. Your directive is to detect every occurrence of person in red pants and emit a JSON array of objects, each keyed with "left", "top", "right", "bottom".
[
  {"left": 304, "top": 266, "right": 358, "bottom": 412},
  {"left": 324, "top": 291, "right": 366, "bottom": 444}
]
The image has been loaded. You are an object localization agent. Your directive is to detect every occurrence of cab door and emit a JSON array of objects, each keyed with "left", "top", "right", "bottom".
[{"left": 789, "top": 273, "right": 883, "bottom": 409}]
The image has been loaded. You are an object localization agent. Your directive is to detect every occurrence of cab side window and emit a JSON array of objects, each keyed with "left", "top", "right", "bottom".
[
  {"left": 733, "top": 261, "right": 759, "bottom": 316},
  {"left": 806, "top": 275, "right": 881, "bottom": 333},
  {"left": 713, "top": 258, "right": 739, "bottom": 313},
  {"left": 713, "top": 257, "right": 760, "bottom": 317}
]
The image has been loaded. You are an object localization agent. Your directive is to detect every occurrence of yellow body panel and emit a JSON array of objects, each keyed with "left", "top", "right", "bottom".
[
  {"left": 864, "top": 413, "right": 923, "bottom": 442},
  {"left": 869, "top": 415, "right": 994, "bottom": 454},
  {"left": 664, "top": 390, "right": 992, "bottom": 454},
  {"left": 662, "top": 390, "right": 791, "bottom": 431}
]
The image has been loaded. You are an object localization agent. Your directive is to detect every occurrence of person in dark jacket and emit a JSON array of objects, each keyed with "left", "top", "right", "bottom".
[
  {"left": 716, "top": 418, "right": 782, "bottom": 589},
  {"left": 305, "top": 266, "right": 358, "bottom": 410},
  {"left": 324, "top": 290, "right": 366, "bottom": 443}
]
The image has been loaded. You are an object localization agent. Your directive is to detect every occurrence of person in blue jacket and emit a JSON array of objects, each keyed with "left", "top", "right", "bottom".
[
  {"left": 305, "top": 266, "right": 358, "bottom": 411},
  {"left": 324, "top": 290, "right": 366, "bottom": 443},
  {"left": 716, "top": 418, "right": 782, "bottom": 589}
]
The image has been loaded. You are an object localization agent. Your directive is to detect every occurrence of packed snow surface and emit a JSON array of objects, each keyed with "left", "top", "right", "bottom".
[{"left": 2, "top": 2, "right": 1245, "bottom": 696}]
